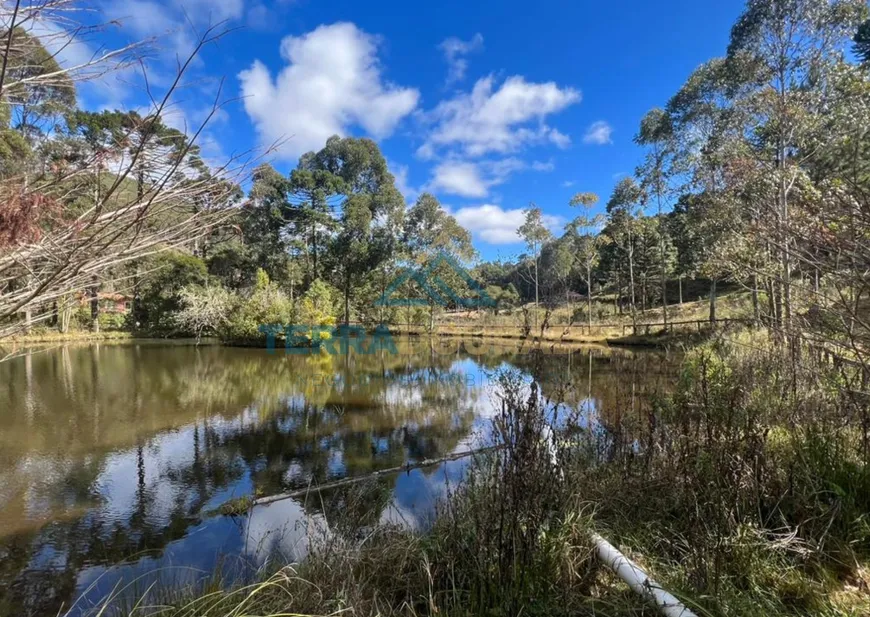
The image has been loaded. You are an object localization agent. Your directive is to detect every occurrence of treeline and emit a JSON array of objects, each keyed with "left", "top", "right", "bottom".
[{"left": 3, "top": 0, "right": 870, "bottom": 359}]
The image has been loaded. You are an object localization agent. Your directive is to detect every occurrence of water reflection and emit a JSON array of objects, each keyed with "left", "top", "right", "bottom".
[{"left": 0, "top": 338, "right": 678, "bottom": 616}]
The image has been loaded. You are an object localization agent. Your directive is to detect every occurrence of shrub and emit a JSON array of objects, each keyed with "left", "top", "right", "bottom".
[
  {"left": 223, "top": 269, "right": 294, "bottom": 341},
  {"left": 97, "top": 312, "right": 126, "bottom": 331}
]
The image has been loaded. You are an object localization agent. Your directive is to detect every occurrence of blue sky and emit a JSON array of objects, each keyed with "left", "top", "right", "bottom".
[{"left": 69, "top": 0, "right": 746, "bottom": 260}]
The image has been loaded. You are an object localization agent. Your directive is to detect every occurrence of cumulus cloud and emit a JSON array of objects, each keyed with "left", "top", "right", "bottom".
[
  {"left": 239, "top": 22, "right": 420, "bottom": 160},
  {"left": 419, "top": 75, "right": 580, "bottom": 158},
  {"left": 562, "top": 180, "right": 575, "bottom": 188},
  {"left": 583, "top": 120, "right": 613, "bottom": 145},
  {"left": 451, "top": 204, "right": 563, "bottom": 245},
  {"left": 425, "top": 157, "right": 530, "bottom": 198},
  {"left": 426, "top": 161, "right": 490, "bottom": 198},
  {"left": 439, "top": 33, "right": 483, "bottom": 85}
]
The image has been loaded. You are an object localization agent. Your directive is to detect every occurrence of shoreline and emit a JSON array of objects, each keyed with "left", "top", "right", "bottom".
[{"left": 0, "top": 325, "right": 705, "bottom": 350}]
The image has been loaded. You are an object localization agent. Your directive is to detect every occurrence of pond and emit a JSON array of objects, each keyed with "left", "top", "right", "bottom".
[{"left": 0, "top": 337, "right": 680, "bottom": 616}]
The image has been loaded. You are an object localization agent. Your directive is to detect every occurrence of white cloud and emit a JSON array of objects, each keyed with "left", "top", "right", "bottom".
[
  {"left": 451, "top": 204, "right": 563, "bottom": 245},
  {"left": 173, "top": 0, "right": 244, "bottom": 23},
  {"left": 247, "top": 4, "right": 272, "bottom": 29},
  {"left": 425, "top": 157, "right": 527, "bottom": 198},
  {"left": 439, "top": 33, "right": 483, "bottom": 86},
  {"left": 419, "top": 75, "right": 580, "bottom": 158},
  {"left": 427, "top": 161, "right": 490, "bottom": 198},
  {"left": 531, "top": 159, "right": 554, "bottom": 172},
  {"left": 239, "top": 23, "right": 420, "bottom": 160},
  {"left": 562, "top": 180, "right": 575, "bottom": 188},
  {"left": 390, "top": 161, "right": 418, "bottom": 203},
  {"left": 583, "top": 120, "right": 613, "bottom": 145}
]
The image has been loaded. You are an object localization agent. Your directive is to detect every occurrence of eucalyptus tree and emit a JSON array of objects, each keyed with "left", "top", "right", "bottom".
[
  {"left": 403, "top": 192, "right": 475, "bottom": 329},
  {"left": 725, "top": 0, "right": 868, "bottom": 332},
  {"left": 635, "top": 108, "right": 677, "bottom": 326},
  {"left": 568, "top": 192, "right": 605, "bottom": 329},
  {"left": 603, "top": 177, "right": 645, "bottom": 325},
  {"left": 798, "top": 58, "right": 870, "bottom": 349},
  {"left": 666, "top": 57, "right": 761, "bottom": 322},
  {"left": 307, "top": 136, "right": 405, "bottom": 324},
  {"left": 517, "top": 205, "right": 552, "bottom": 316}
]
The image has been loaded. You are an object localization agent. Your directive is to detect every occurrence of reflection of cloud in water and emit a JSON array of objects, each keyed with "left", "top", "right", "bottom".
[{"left": 243, "top": 499, "right": 325, "bottom": 564}]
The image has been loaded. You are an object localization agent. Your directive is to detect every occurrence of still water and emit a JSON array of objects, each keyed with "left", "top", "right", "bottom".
[{"left": 0, "top": 338, "right": 678, "bottom": 616}]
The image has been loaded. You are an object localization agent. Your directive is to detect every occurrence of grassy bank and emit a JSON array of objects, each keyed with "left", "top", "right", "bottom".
[
  {"left": 81, "top": 331, "right": 869, "bottom": 617},
  {"left": 2, "top": 330, "right": 134, "bottom": 344}
]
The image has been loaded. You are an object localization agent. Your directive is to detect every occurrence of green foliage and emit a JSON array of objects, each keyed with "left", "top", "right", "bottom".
[
  {"left": 3, "top": 27, "right": 76, "bottom": 141},
  {"left": 222, "top": 270, "right": 295, "bottom": 341},
  {"left": 297, "top": 279, "right": 340, "bottom": 327},
  {"left": 136, "top": 252, "right": 209, "bottom": 335},
  {"left": 856, "top": 19, "right": 870, "bottom": 64},
  {"left": 97, "top": 312, "right": 126, "bottom": 331}
]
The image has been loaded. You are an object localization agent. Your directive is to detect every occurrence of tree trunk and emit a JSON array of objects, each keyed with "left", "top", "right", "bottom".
[
  {"left": 90, "top": 279, "right": 100, "bottom": 333},
  {"left": 752, "top": 274, "right": 760, "bottom": 325},
  {"left": 534, "top": 243, "right": 539, "bottom": 330},
  {"left": 678, "top": 276, "right": 683, "bottom": 305},
  {"left": 587, "top": 264, "right": 593, "bottom": 331},
  {"left": 709, "top": 278, "right": 717, "bottom": 323},
  {"left": 628, "top": 239, "right": 637, "bottom": 328},
  {"left": 344, "top": 278, "right": 350, "bottom": 325}
]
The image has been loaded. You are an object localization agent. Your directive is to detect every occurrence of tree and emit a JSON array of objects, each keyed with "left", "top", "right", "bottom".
[
  {"left": 0, "top": 17, "right": 240, "bottom": 339},
  {"left": 404, "top": 192, "right": 475, "bottom": 329},
  {"left": 304, "top": 136, "right": 404, "bottom": 324},
  {"left": 2, "top": 27, "right": 76, "bottom": 145},
  {"left": 726, "top": 0, "right": 868, "bottom": 333},
  {"left": 517, "top": 206, "right": 552, "bottom": 320},
  {"left": 856, "top": 19, "right": 870, "bottom": 65},
  {"left": 135, "top": 252, "right": 208, "bottom": 334},
  {"left": 568, "top": 192, "right": 604, "bottom": 329},
  {"left": 636, "top": 108, "right": 676, "bottom": 326},
  {"left": 603, "top": 178, "right": 646, "bottom": 326},
  {"left": 175, "top": 284, "right": 235, "bottom": 342},
  {"left": 667, "top": 58, "right": 754, "bottom": 322},
  {"left": 485, "top": 284, "right": 520, "bottom": 314}
]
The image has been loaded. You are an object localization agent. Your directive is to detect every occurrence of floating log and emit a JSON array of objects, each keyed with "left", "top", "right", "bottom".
[{"left": 250, "top": 445, "right": 503, "bottom": 508}]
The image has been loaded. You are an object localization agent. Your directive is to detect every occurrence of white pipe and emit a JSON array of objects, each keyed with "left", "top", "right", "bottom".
[{"left": 591, "top": 532, "right": 697, "bottom": 617}]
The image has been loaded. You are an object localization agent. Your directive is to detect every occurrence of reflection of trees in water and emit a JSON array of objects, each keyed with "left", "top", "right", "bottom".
[
  {"left": 0, "top": 340, "right": 677, "bottom": 616},
  {"left": 0, "top": 340, "right": 487, "bottom": 616}
]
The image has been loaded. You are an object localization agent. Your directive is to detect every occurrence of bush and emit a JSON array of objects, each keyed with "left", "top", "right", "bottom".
[
  {"left": 297, "top": 278, "right": 340, "bottom": 327},
  {"left": 223, "top": 269, "right": 294, "bottom": 341},
  {"left": 97, "top": 312, "right": 126, "bottom": 331}
]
